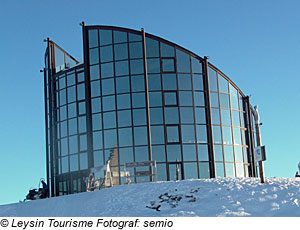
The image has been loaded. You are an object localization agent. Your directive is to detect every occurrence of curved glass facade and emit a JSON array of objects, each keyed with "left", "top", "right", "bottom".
[{"left": 44, "top": 25, "right": 259, "bottom": 197}]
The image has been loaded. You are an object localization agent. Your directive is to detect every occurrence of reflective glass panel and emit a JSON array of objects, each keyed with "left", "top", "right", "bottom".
[
  {"left": 147, "top": 58, "right": 160, "bottom": 73},
  {"left": 102, "top": 95, "right": 115, "bottom": 111},
  {"left": 115, "top": 60, "right": 129, "bottom": 76},
  {"left": 167, "top": 126, "right": 179, "bottom": 143},
  {"left": 164, "top": 107, "right": 179, "bottom": 124},
  {"left": 199, "top": 162, "right": 210, "bottom": 178},
  {"left": 103, "top": 112, "right": 116, "bottom": 129},
  {"left": 193, "top": 74, "right": 203, "bottom": 91},
  {"left": 211, "top": 108, "right": 220, "bottom": 124},
  {"left": 232, "top": 110, "right": 241, "bottom": 127},
  {"left": 89, "top": 48, "right": 99, "bottom": 65},
  {"left": 191, "top": 57, "right": 202, "bottom": 74},
  {"left": 198, "top": 144, "right": 209, "bottom": 161},
  {"left": 100, "top": 45, "right": 113, "bottom": 63},
  {"left": 219, "top": 93, "right": 230, "bottom": 108},
  {"left": 233, "top": 128, "right": 242, "bottom": 145},
  {"left": 91, "top": 80, "right": 101, "bottom": 98},
  {"left": 91, "top": 98, "right": 101, "bottom": 113},
  {"left": 230, "top": 84, "right": 239, "bottom": 110},
  {"left": 88, "top": 29, "right": 98, "bottom": 48},
  {"left": 78, "top": 116, "right": 86, "bottom": 133},
  {"left": 167, "top": 145, "right": 181, "bottom": 161},
  {"left": 118, "top": 110, "right": 132, "bottom": 128},
  {"left": 184, "top": 163, "right": 198, "bottom": 179},
  {"left": 59, "top": 77, "right": 66, "bottom": 89},
  {"left": 60, "top": 105, "right": 67, "bottom": 121},
  {"left": 80, "top": 153, "right": 88, "bottom": 170},
  {"left": 104, "top": 129, "right": 117, "bottom": 149},
  {"left": 129, "top": 42, "right": 143, "bottom": 59},
  {"left": 61, "top": 157, "right": 69, "bottom": 173},
  {"left": 114, "top": 43, "right": 128, "bottom": 61},
  {"left": 146, "top": 38, "right": 159, "bottom": 58},
  {"left": 208, "top": 67, "right": 218, "bottom": 92},
  {"left": 113, "top": 30, "right": 127, "bottom": 43},
  {"left": 133, "top": 109, "right": 147, "bottom": 126},
  {"left": 235, "top": 146, "right": 244, "bottom": 163},
  {"left": 213, "top": 126, "right": 222, "bottom": 144},
  {"left": 148, "top": 74, "right": 161, "bottom": 91},
  {"left": 70, "top": 155, "right": 79, "bottom": 172},
  {"left": 130, "top": 59, "right": 144, "bottom": 75},
  {"left": 152, "top": 145, "right": 166, "bottom": 163},
  {"left": 150, "top": 126, "right": 165, "bottom": 144},
  {"left": 176, "top": 49, "right": 190, "bottom": 73},
  {"left": 117, "top": 94, "right": 131, "bottom": 109},
  {"left": 236, "top": 163, "right": 244, "bottom": 177},
  {"left": 102, "top": 78, "right": 115, "bottom": 96},
  {"left": 179, "top": 91, "right": 193, "bottom": 106},
  {"left": 210, "top": 92, "right": 219, "bottom": 107},
  {"left": 224, "top": 145, "right": 234, "bottom": 162},
  {"left": 181, "top": 125, "right": 195, "bottom": 144},
  {"left": 118, "top": 128, "right": 133, "bottom": 147},
  {"left": 180, "top": 107, "right": 194, "bottom": 124},
  {"left": 218, "top": 75, "right": 229, "bottom": 93},
  {"left": 129, "top": 33, "right": 141, "bottom": 42},
  {"left": 149, "top": 92, "right": 162, "bottom": 107},
  {"left": 77, "top": 84, "right": 85, "bottom": 100},
  {"left": 67, "top": 86, "right": 76, "bottom": 103},
  {"left": 119, "top": 147, "right": 134, "bottom": 165},
  {"left": 68, "top": 118, "right": 77, "bottom": 135},
  {"left": 178, "top": 74, "right": 192, "bottom": 90},
  {"left": 162, "top": 59, "right": 175, "bottom": 72},
  {"left": 222, "top": 126, "right": 233, "bottom": 144},
  {"left": 135, "top": 146, "right": 149, "bottom": 162},
  {"left": 60, "top": 89, "right": 66, "bottom": 106},
  {"left": 61, "top": 137, "right": 68, "bottom": 156},
  {"left": 67, "top": 73, "right": 75, "bottom": 87},
  {"left": 101, "top": 62, "right": 114, "bottom": 78},
  {"left": 196, "top": 125, "right": 207, "bottom": 143},
  {"left": 77, "top": 71, "right": 85, "bottom": 82},
  {"left": 134, "top": 126, "right": 148, "bottom": 145},
  {"left": 80, "top": 134, "right": 87, "bottom": 151},
  {"left": 162, "top": 74, "right": 177, "bottom": 90},
  {"left": 78, "top": 101, "right": 86, "bottom": 115},
  {"left": 150, "top": 108, "right": 163, "bottom": 125},
  {"left": 215, "top": 162, "right": 224, "bottom": 177},
  {"left": 69, "top": 135, "right": 78, "bottom": 154},
  {"left": 61, "top": 121, "right": 67, "bottom": 138},
  {"left": 221, "top": 109, "right": 231, "bottom": 126},
  {"left": 225, "top": 163, "right": 235, "bottom": 177},
  {"left": 194, "top": 92, "right": 205, "bottom": 106},
  {"left": 99, "top": 30, "right": 112, "bottom": 46},
  {"left": 183, "top": 145, "right": 197, "bottom": 161},
  {"left": 160, "top": 42, "right": 174, "bottom": 57},
  {"left": 132, "top": 92, "right": 146, "bottom": 108},
  {"left": 195, "top": 107, "right": 206, "bottom": 124},
  {"left": 93, "top": 131, "right": 103, "bottom": 150},
  {"left": 94, "top": 150, "right": 104, "bottom": 167},
  {"left": 90, "top": 64, "right": 100, "bottom": 80},
  {"left": 131, "top": 75, "right": 145, "bottom": 92},
  {"left": 116, "top": 76, "right": 130, "bottom": 94},
  {"left": 164, "top": 92, "right": 177, "bottom": 106}
]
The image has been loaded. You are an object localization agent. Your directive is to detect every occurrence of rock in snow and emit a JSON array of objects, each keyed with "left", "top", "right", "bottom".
[{"left": 1, "top": 177, "right": 300, "bottom": 217}]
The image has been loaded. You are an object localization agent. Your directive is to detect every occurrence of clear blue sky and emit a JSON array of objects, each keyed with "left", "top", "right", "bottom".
[{"left": 0, "top": 0, "right": 299, "bottom": 205}]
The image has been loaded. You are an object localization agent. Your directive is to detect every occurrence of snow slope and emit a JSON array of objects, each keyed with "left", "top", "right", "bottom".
[{"left": 1, "top": 177, "right": 300, "bottom": 217}]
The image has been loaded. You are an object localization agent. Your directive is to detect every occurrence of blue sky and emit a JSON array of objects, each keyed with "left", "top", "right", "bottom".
[{"left": 0, "top": 0, "right": 299, "bottom": 205}]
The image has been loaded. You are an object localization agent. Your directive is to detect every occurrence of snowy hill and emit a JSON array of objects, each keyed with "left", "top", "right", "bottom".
[{"left": 1, "top": 177, "right": 300, "bottom": 217}]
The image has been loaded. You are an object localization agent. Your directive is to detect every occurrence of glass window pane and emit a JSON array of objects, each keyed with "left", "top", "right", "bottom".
[
  {"left": 150, "top": 108, "right": 163, "bottom": 125},
  {"left": 218, "top": 75, "right": 229, "bottom": 93},
  {"left": 78, "top": 101, "right": 86, "bottom": 115},
  {"left": 160, "top": 42, "right": 174, "bottom": 57},
  {"left": 61, "top": 121, "right": 68, "bottom": 138},
  {"left": 133, "top": 109, "right": 147, "bottom": 126},
  {"left": 129, "top": 33, "right": 141, "bottom": 42},
  {"left": 67, "top": 73, "right": 75, "bottom": 87},
  {"left": 113, "top": 30, "right": 127, "bottom": 43},
  {"left": 91, "top": 80, "right": 101, "bottom": 98},
  {"left": 115, "top": 60, "right": 129, "bottom": 76},
  {"left": 135, "top": 146, "right": 149, "bottom": 162},
  {"left": 61, "top": 137, "right": 68, "bottom": 156},
  {"left": 162, "top": 59, "right": 175, "bottom": 72},
  {"left": 195, "top": 107, "right": 206, "bottom": 124},
  {"left": 80, "top": 153, "right": 88, "bottom": 170},
  {"left": 232, "top": 110, "right": 241, "bottom": 127},
  {"left": 118, "top": 128, "right": 133, "bottom": 147},
  {"left": 78, "top": 116, "right": 86, "bottom": 133},
  {"left": 61, "top": 157, "right": 69, "bottom": 173},
  {"left": 179, "top": 91, "right": 193, "bottom": 106},
  {"left": 180, "top": 107, "right": 194, "bottom": 124},
  {"left": 69, "top": 135, "right": 78, "bottom": 154},
  {"left": 134, "top": 126, "right": 148, "bottom": 145},
  {"left": 164, "top": 107, "right": 179, "bottom": 124},
  {"left": 235, "top": 146, "right": 243, "bottom": 163},
  {"left": 101, "top": 62, "right": 114, "bottom": 78},
  {"left": 94, "top": 150, "right": 104, "bottom": 167},
  {"left": 67, "top": 86, "right": 76, "bottom": 103},
  {"left": 100, "top": 45, "right": 113, "bottom": 63},
  {"left": 131, "top": 75, "right": 145, "bottom": 92},
  {"left": 151, "top": 126, "right": 165, "bottom": 145},
  {"left": 178, "top": 74, "right": 192, "bottom": 90},
  {"left": 102, "top": 95, "right": 115, "bottom": 111},
  {"left": 77, "top": 71, "right": 85, "bottom": 82},
  {"left": 236, "top": 163, "right": 244, "bottom": 177},
  {"left": 59, "top": 77, "right": 66, "bottom": 89},
  {"left": 88, "top": 29, "right": 98, "bottom": 48},
  {"left": 162, "top": 74, "right": 177, "bottom": 90},
  {"left": 60, "top": 105, "right": 67, "bottom": 121},
  {"left": 191, "top": 57, "right": 202, "bottom": 74},
  {"left": 93, "top": 131, "right": 103, "bottom": 150},
  {"left": 230, "top": 84, "right": 239, "bottom": 110},
  {"left": 220, "top": 93, "right": 230, "bottom": 108},
  {"left": 167, "top": 145, "right": 181, "bottom": 161},
  {"left": 211, "top": 108, "right": 220, "bottom": 125},
  {"left": 196, "top": 125, "right": 207, "bottom": 143},
  {"left": 198, "top": 144, "right": 209, "bottom": 161},
  {"left": 221, "top": 109, "right": 231, "bottom": 126},
  {"left": 176, "top": 49, "right": 190, "bottom": 73},
  {"left": 130, "top": 59, "right": 144, "bottom": 75},
  {"left": 118, "top": 110, "right": 132, "bottom": 128},
  {"left": 129, "top": 42, "right": 143, "bottom": 59},
  {"left": 183, "top": 145, "right": 197, "bottom": 161},
  {"left": 167, "top": 126, "right": 179, "bottom": 143},
  {"left": 104, "top": 129, "right": 117, "bottom": 149},
  {"left": 77, "top": 84, "right": 85, "bottom": 100},
  {"left": 116, "top": 76, "right": 130, "bottom": 94},
  {"left": 102, "top": 78, "right": 115, "bottom": 96},
  {"left": 148, "top": 74, "right": 161, "bottom": 91},
  {"left": 146, "top": 38, "right": 159, "bottom": 58},
  {"left": 224, "top": 145, "right": 234, "bottom": 162},
  {"left": 193, "top": 74, "right": 203, "bottom": 91},
  {"left": 117, "top": 94, "right": 131, "bottom": 109},
  {"left": 210, "top": 92, "right": 219, "bottom": 107},
  {"left": 70, "top": 155, "right": 79, "bottom": 172},
  {"left": 91, "top": 98, "right": 101, "bottom": 113},
  {"left": 114, "top": 43, "right": 128, "bottom": 61},
  {"left": 89, "top": 48, "right": 99, "bottom": 65},
  {"left": 68, "top": 118, "right": 77, "bottom": 135},
  {"left": 184, "top": 163, "right": 198, "bottom": 179},
  {"left": 60, "top": 89, "right": 66, "bottom": 106},
  {"left": 152, "top": 145, "right": 166, "bottom": 163},
  {"left": 199, "top": 162, "right": 210, "bottom": 178},
  {"left": 225, "top": 163, "right": 235, "bottom": 177},
  {"left": 149, "top": 92, "right": 162, "bottom": 107},
  {"left": 90, "top": 65, "right": 100, "bottom": 80},
  {"left": 80, "top": 134, "right": 87, "bottom": 151},
  {"left": 222, "top": 126, "right": 233, "bottom": 144},
  {"left": 147, "top": 58, "right": 160, "bottom": 74},
  {"left": 233, "top": 128, "right": 242, "bottom": 145},
  {"left": 213, "top": 126, "right": 222, "bottom": 144},
  {"left": 164, "top": 92, "right": 177, "bottom": 106},
  {"left": 103, "top": 112, "right": 116, "bottom": 129},
  {"left": 99, "top": 29, "right": 112, "bottom": 46},
  {"left": 119, "top": 147, "right": 134, "bottom": 165},
  {"left": 194, "top": 92, "right": 205, "bottom": 106},
  {"left": 215, "top": 162, "right": 224, "bottom": 177},
  {"left": 208, "top": 67, "right": 218, "bottom": 92},
  {"left": 181, "top": 125, "right": 195, "bottom": 144},
  {"left": 132, "top": 92, "right": 145, "bottom": 108}
]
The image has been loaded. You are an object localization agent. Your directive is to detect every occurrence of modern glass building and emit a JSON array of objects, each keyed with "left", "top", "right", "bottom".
[{"left": 44, "top": 23, "right": 260, "bottom": 197}]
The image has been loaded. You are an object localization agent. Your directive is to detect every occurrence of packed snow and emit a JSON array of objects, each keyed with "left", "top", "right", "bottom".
[{"left": 1, "top": 177, "right": 300, "bottom": 217}]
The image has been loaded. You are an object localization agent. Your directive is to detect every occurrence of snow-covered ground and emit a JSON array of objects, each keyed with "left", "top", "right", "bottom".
[{"left": 1, "top": 177, "right": 300, "bottom": 217}]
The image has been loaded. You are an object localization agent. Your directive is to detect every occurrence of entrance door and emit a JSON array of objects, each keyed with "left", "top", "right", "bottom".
[{"left": 168, "top": 162, "right": 183, "bottom": 181}]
